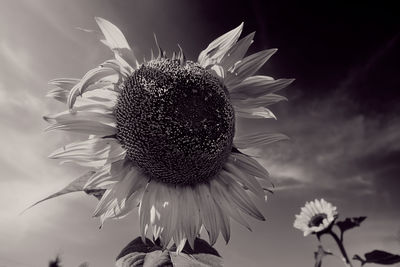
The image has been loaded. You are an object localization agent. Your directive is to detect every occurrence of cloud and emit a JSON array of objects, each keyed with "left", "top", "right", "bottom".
[{"left": 242, "top": 90, "right": 400, "bottom": 216}]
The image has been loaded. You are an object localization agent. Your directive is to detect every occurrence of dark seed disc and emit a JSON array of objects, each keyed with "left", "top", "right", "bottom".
[{"left": 115, "top": 58, "right": 234, "bottom": 185}]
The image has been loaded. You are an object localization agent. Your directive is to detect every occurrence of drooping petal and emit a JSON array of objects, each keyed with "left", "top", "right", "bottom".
[
  {"left": 234, "top": 132, "right": 289, "bottom": 149},
  {"left": 161, "top": 185, "right": 180, "bottom": 248},
  {"left": 48, "top": 78, "right": 80, "bottom": 89},
  {"left": 198, "top": 23, "right": 243, "bottom": 67},
  {"left": 95, "top": 17, "right": 139, "bottom": 70},
  {"left": 230, "top": 76, "right": 294, "bottom": 99},
  {"left": 221, "top": 164, "right": 265, "bottom": 200},
  {"left": 84, "top": 159, "right": 131, "bottom": 189},
  {"left": 67, "top": 66, "right": 116, "bottom": 109},
  {"left": 178, "top": 186, "right": 201, "bottom": 249},
  {"left": 22, "top": 171, "right": 95, "bottom": 212},
  {"left": 210, "top": 179, "right": 252, "bottom": 231},
  {"left": 93, "top": 166, "right": 145, "bottom": 219},
  {"left": 220, "top": 32, "right": 255, "bottom": 71},
  {"left": 229, "top": 153, "right": 270, "bottom": 181},
  {"left": 101, "top": 59, "right": 131, "bottom": 79},
  {"left": 139, "top": 181, "right": 156, "bottom": 241},
  {"left": 225, "top": 49, "right": 278, "bottom": 87},
  {"left": 193, "top": 184, "right": 220, "bottom": 245},
  {"left": 218, "top": 174, "right": 265, "bottom": 221},
  {"left": 47, "top": 78, "right": 80, "bottom": 103}
]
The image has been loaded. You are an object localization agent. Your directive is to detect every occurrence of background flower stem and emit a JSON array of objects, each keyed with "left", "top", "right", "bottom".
[{"left": 329, "top": 230, "right": 354, "bottom": 267}]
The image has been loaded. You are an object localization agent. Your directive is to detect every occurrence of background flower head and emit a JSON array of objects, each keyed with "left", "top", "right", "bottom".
[{"left": 294, "top": 198, "right": 338, "bottom": 236}]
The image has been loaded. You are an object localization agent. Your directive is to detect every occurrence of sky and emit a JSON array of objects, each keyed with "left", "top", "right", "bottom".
[{"left": 0, "top": 0, "right": 399, "bottom": 266}]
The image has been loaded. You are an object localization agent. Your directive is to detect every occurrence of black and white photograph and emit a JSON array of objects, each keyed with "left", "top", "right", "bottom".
[{"left": 0, "top": 1, "right": 399, "bottom": 266}]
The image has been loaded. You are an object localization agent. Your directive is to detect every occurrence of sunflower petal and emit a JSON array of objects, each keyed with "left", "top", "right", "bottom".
[
  {"left": 67, "top": 67, "right": 116, "bottom": 109},
  {"left": 220, "top": 32, "right": 255, "bottom": 70},
  {"left": 47, "top": 78, "right": 80, "bottom": 103},
  {"left": 94, "top": 17, "right": 130, "bottom": 49},
  {"left": 234, "top": 132, "right": 289, "bottom": 149},
  {"left": 235, "top": 106, "right": 277, "bottom": 119},
  {"left": 180, "top": 186, "right": 201, "bottom": 249},
  {"left": 221, "top": 164, "right": 265, "bottom": 199},
  {"left": 43, "top": 110, "right": 115, "bottom": 125},
  {"left": 229, "top": 153, "right": 270, "bottom": 181},
  {"left": 93, "top": 167, "right": 144, "bottom": 219},
  {"left": 48, "top": 138, "right": 124, "bottom": 168},
  {"left": 219, "top": 174, "right": 265, "bottom": 220},
  {"left": 230, "top": 76, "right": 294, "bottom": 99},
  {"left": 95, "top": 17, "right": 139, "bottom": 70},
  {"left": 210, "top": 179, "right": 252, "bottom": 231},
  {"left": 101, "top": 59, "right": 131, "bottom": 79},
  {"left": 232, "top": 93, "right": 288, "bottom": 109},
  {"left": 194, "top": 184, "right": 220, "bottom": 245},
  {"left": 226, "top": 49, "right": 278, "bottom": 87},
  {"left": 22, "top": 171, "right": 95, "bottom": 213},
  {"left": 198, "top": 23, "right": 243, "bottom": 67},
  {"left": 45, "top": 120, "right": 116, "bottom": 136},
  {"left": 84, "top": 159, "right": 130, "bottom": 189}
]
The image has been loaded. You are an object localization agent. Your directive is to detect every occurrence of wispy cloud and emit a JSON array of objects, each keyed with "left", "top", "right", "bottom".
[{"left": 247, "top": 90, "right": 400, "bottom": 214}]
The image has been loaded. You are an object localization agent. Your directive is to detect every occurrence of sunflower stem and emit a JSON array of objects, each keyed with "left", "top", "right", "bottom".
[{"left": 328, "top": 230, "right": 354, "bottom": 267}]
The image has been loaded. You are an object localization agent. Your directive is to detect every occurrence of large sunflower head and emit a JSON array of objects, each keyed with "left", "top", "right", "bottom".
[{"left": 45, "top": 17, "right": 293, "bottom": 251}]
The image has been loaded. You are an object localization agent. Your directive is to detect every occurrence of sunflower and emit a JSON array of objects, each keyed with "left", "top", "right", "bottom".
[
  {"left": 45, "top": 17, "right": 293, "bottom": 251},
  {"left": 293, "top": 199, "right": 338, "bottom": 236}
]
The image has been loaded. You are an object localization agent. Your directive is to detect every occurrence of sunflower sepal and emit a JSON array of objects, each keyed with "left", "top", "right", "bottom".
[
  {"left": 315, "top": 215, "right": 338, "bottom": 241},
  {"left": 115, "top": 237, "right": 222, "bottom": 267}
]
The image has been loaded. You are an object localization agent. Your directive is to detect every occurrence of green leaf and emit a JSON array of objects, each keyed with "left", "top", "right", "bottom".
[
  {"left": 336, "top": 216, "right": 367, "bottom": 233},
  {"left": 142, "top": 250, "right": 172, "bottom": 267},
  {"left": 116, "top": 237, "right": 222, "bottom": 267},
  {"left": 84, "top": 188, "right": 106, "bottom": 200},
  {"left": 169, "top": 238, "right": 220, "bottom": 257},
  {"left": 116, "top": 237, "right": 160, "bottom": 261},
  {"left": 354, "top": 250, "right": 400, "bottom": 266},
  {"left": 170, "top": 253, "right": 223, "bottom": 267}
]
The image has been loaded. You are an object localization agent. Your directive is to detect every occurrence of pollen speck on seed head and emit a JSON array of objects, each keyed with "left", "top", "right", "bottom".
[{"left": 115, "top": 58, "right": 234, "bottom": 185}]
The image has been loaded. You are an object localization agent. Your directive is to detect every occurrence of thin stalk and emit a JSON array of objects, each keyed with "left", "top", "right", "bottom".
[{"left": 328, "top": 230, "right": 354, "bottom": 267}]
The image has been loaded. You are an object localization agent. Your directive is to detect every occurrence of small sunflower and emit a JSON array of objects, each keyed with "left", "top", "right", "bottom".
[
  {"left": 45, "top": 17, "right": 293, "bottom": 251},
  {"left": 294, "top": 199, "right": 338, "bottom": 236}
]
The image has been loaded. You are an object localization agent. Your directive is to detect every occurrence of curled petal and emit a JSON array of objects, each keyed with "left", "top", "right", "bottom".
[
  {"left": 47, "top": 78, "right": 80, "bottom": 103},
  {"left": 67, "top": 67, "right": 116, "bottom": 109}
]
